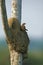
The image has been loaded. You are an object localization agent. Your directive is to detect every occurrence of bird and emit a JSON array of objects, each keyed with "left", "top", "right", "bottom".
[
  {"left": 8, "top": 18, "right": 30, "bottom": 53},
  {"left": 20, "top": 23, "right": 28, "bottom": 31}
]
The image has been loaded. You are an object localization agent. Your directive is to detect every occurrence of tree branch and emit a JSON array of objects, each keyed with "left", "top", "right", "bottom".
[{"left": 1, "top": 0, "right": 12, "bottom": 39}]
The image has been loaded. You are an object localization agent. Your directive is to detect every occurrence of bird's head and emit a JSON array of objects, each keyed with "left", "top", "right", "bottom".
[{"left": 21, "top": 23, "right": 28, "bottom": 31}]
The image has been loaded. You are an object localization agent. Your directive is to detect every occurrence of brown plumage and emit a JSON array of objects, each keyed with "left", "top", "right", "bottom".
[
  {"left": 7, "top": 18, "right": 30, "bottom": 54},
  {"left": 20, "top": 23, "right": 28, "bottom": 31}
]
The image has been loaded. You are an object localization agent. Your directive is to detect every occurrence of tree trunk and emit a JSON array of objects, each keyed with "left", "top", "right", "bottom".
[
  {"left": 1, "top": 0, "right": 12, "bottom": 39},
  {"left": 1, "top": 0, "right": 23, "bottom": 65},
  {"left": 8, "top": 44, "right": 23, "bottom": 65},
  {"left": 10, "top": 0, "right": 23, "bottom": 65},
  {"left": 11, "top": 0, "right": 22, "bottom": 23}
]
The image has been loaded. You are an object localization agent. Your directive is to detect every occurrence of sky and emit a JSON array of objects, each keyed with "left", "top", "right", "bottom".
[{"left": 0, "top": 0, "right": 43, "bottom": 38}]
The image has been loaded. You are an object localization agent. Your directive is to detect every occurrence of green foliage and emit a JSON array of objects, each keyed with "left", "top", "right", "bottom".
[
  {"left": 0, "top": 48, "right": 43, "bottom": 65},
  {"left": 23, "top": 52, "right": 43, "bottom": 65},
  {"left": 0, "top": 39, "right": 43, "bottom": 65}
]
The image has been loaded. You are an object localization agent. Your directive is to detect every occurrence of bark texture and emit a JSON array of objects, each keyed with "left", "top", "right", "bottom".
[
  {"left": 11, "top": 0, "right": 22, "bottom": 23},
  {"left": 8, "top": 44, "right": 22, "bottom": 65}
]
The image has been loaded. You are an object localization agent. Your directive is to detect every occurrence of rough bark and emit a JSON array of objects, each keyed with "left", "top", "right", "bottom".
[
  {"left": 8, "top": 44, "right": 23, "bottom": 65},
  {"left": 11, "top": 0, "right": 22, "bottom": 23},
  {"left": 11, "top": 0, "right": 23, "bottom": 65}
]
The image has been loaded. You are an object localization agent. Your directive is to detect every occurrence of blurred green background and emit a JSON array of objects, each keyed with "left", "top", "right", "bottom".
[{"left": 0, "top": 38, "right": 43, "bottom": 65}]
